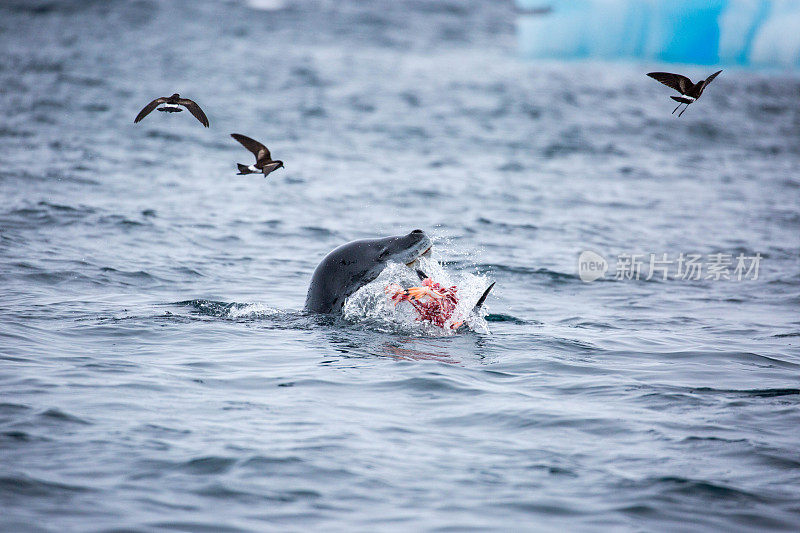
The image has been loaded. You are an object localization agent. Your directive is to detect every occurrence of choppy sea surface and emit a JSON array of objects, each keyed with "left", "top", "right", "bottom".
[{"left": 1, "top": 0, "right": 800, "bottom": 531}]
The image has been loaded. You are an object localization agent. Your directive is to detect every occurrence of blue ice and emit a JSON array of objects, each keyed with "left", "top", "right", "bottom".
[{"left": 517, "top": 0, "right": 800, "bottom": 67}]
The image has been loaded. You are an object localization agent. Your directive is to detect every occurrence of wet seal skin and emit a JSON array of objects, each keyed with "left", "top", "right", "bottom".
[{"left": 305, "top": 229, "right": 432, "bottom": 314}]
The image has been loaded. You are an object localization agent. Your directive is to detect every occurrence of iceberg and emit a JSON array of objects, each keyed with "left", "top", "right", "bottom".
[{"left": 516, "top": 0, "right": 800, "bottom": 67}]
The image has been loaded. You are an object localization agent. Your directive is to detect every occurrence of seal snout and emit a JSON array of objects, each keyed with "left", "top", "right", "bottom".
[
  {"left": 403, "top": 230, "right": 432, "bottom": 267},
  {"left": 409, "top": 228, "right": 429, "bottom": 245}
]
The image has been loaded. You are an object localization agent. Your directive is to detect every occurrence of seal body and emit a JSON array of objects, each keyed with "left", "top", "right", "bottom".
[{"left": 305, "top": 230, "right": 431, "bottom": 314}]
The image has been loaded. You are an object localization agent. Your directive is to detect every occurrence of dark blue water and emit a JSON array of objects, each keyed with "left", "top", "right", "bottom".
[{"left": 2, "top": 0, "right": 800, "bottom": 531}]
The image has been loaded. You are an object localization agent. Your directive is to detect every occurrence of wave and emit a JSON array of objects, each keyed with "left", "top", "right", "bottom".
[
  {"left": 689, "top": 387, "right": 800, "bottom": 398},
  {"left": 174, "top": 300, "right": 285, "bottom": 320},
  {"left": 1, "top": 201, "right": 95, "bottom": 229},
  {"left": 485, "top": 313, "right": 527, "bottom": 324},
  {"left": 470, "top": 262, "right": 580, "bottom": 282},
  {"left": 0, "top": 473, "right": 92, "bottom": 498}
]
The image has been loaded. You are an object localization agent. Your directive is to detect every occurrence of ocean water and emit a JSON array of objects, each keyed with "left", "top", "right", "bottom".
[{"left": 1, "top": 0, "right": 800, "bottom": 531}]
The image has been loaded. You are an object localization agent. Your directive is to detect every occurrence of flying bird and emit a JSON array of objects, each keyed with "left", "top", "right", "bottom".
[
  {"left": 646, "top": 70, "right": 722, "bottom": 117},
  {"left": 134, "top": 94, "right": 209, "bottom": 127},
  {"left": 230, "top": 133, "right": 284, "bottom": 177}
]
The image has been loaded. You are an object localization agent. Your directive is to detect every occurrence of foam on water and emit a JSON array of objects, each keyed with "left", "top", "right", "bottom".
[
  {"left": 342, "top": 256, "right": 491, "bottom": 336},
  {"left": 245, "top": 0, "right": 287, "bottom": 11},
  {"left": 177, "top": 299, "right": 284, "bottom": 319}
]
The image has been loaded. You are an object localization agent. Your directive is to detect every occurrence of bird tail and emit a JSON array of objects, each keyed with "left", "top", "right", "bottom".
[
  {"left": 236, "top": 163, "right": 250, "bottom": 175},
  {"left": 670, "top": 96, "right": 693, "bottom": 104}
]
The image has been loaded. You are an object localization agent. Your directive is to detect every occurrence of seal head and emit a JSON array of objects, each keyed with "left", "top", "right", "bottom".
[{"left": 305, "top": 229, "right": 432, "bottom": 314}]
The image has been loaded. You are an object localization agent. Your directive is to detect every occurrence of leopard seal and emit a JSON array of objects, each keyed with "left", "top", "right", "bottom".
[{"left": 305, "top": 229, "right": 432, "bottom": 314}]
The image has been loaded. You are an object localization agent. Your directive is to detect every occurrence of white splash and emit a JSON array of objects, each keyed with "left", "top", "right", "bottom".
[
  {"left": 245, "top": 0, "right": 286, "bottom": 11},
  {"left": 342, "top": 255, "right": 491, "bottom": 336},
  {"left": 224, "top": 302, "right": 282, "bottom": 319}
]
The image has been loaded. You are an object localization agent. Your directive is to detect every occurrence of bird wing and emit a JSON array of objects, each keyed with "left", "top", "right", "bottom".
[
  {"left": 134, "top": 97, "right": 167, "bottom": 123},
  {"left": 261, "top": 161, "right": 282, "bottom": 176},
  {"left": 700, "top": 70, "right": 722, "bottom": 92},
  {"left": 647, "top": 72, "right": 693, "bottom": 95},
  {"left": 231, "top": 133, "right": 271, "bottom": 162},
  {"left": 177, "top": 98, "right": 210, "bottom": 127}
]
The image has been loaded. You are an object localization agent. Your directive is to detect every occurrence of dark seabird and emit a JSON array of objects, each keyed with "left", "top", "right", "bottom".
[
  {"left": 134, "top": 94, "right": 210, "bottom": 127},
  {"left": 230, "top": 133, "right": 284, "bottom": 177},
  {"left": 646, "top": 70, "right": 722, "bottom": 117}
]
